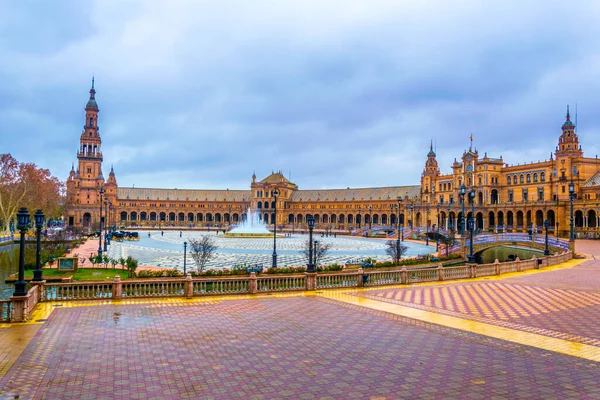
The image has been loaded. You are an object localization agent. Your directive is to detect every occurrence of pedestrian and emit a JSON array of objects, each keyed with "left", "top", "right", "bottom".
[{"left": 180, "top": 231, "right": 182, "bottom": 237}]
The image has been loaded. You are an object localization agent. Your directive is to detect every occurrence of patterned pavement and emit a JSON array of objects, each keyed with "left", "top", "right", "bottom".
[
  {"left": 2, "top": 296, "right": 600, "bottom": 399},
  {"left": 1, "top": 241, "right": 600, "bottom": 399}
]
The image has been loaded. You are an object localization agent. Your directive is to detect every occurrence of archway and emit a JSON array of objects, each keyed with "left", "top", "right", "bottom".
[
  {"left": 169, "top": 212, "right": 176, "bottom": 222},
  {"left": 130, "top": 211, "right": 137, "bottom": 221},
  {"left": 490, "top": 189, "right": 499, "bottom": 204},
  {"left": 575, "top": 210, "right": 584, "bottom": 228},
  {"left": 535, "top": 210, "right": 544, "bottom": 227},
  {"left": 476, "top": 212, "right": 484, "bottom": 230},
  {"left": 588, "top": 209, "right": 597, "bottom": 228},
  {"left": 120, "top": 211, "right": 127, "bottom": 221},
  {"left": 488, "top": 211, "right": 495, "bottom": 228},
  {"left": 140, "top": 212, "right": 147, "bottom": 221},
  {"left": 83, "top": 212, "right": 92, "bottom": 228},
  {"left": 507, "top": 211, "right": 513, "bottom": 228},
  {"left": 516, "top": 211, "right": 523, "bottom": 228},
  {"left": 546, "top": 210, "right": 555, "bottom": 227}
]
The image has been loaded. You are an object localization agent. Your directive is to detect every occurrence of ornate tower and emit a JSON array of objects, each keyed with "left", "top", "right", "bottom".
[
  {"left": 555, "top": 105, "right": 582, "bottom": 159},
  {"left": 64, "top": 79, "right": 107, "bottom": 230},
  {"left": 554, "top": 105, "right": 583, "bottom": 201},
  {"left": 421, "top": 141, "right": 440, "bottom": 202}
]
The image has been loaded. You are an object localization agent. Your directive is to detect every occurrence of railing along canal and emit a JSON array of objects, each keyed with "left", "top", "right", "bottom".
[{"left": 2, "top": 250, "right": 574, "bottom": 322}]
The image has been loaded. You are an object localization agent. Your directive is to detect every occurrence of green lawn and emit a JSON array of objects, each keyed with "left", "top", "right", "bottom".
[{"left": 21, "top": 268, "right": 130, "bottom": 281}]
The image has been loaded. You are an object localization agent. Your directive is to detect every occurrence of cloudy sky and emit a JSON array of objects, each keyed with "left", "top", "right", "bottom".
[{"left": 1, "top": 0, "right": 600, "bottom": 191}]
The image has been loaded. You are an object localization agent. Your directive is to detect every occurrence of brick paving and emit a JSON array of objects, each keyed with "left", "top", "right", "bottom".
[{"left": 2, "top": 296, "right": 600, "bottom": 399}]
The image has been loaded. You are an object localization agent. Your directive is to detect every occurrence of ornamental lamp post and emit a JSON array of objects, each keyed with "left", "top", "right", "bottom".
[
  {"left": 544, "top": 219, "right": 550, "bottom": 256},
  {"left": 368, "top": 206, "right": 372, "bottom": 231},
  {"left": 569, "top": 181, "right": 575, "bottom": 241},
  {"left": 13, "top": 208, "right": 31, "bottom": 296},
  {"left": 425, "top": 205, "right": 430, "bottom": 246},
  {"left": 307, "top": 215, "right": 315, "bottom": 272},
  {"left": 459, "top": 184, "right": 466, "bottom": 236},
  {"left": 183, "top": 241, "right": 188, "bottom": 276},
  {"left": 32, "top": 210, "right": 45, "bottom": 282},
  {"left": 467, "top": 190, "right": 476, "bottom": 263},
  {"left": 314, "top": 240, "right": 319, "bottom": 267},
  {"left": 397, "top": 196, "right": 403, "bottom": 242},
  {"left": 98, "top": 187, "right": 104, "bottom": 256},
  {"left": 103, "top": 201, "right": 109, "bottom": 252},
  {"left": 272, "top": 189, "right": 279, "bottom": 268},
  {"left": 436, "top": 204, "right": 440, "bottom": 252}
]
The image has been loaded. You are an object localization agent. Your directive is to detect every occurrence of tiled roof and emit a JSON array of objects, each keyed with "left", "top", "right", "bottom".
[
  {"left": 583, "top": 171, "right": 600, "bottom": 187},
  {"left": 117, "top": 188, "right": 251, "bottom": 202},
  {"left": 259, "top": 172, "right": 292, "bottom": 184},
  {"left": 289, "top": 186, "right": 421, "bottom": 202}
]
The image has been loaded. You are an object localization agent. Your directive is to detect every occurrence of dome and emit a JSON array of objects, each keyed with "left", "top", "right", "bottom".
[
  {"left": 86, "top": 99, "right": 98, "bottom": 111},
  {"left": 562, "top": 119, "right": 574, "bottom": 129}
]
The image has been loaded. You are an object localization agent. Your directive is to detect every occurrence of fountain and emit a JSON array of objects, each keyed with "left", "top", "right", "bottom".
[{"left": 225, "top": 208, "right": 274, "bottom": 238}]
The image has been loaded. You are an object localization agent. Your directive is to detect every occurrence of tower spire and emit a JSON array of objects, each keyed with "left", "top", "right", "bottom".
[{"left": 566, "top": 104, "right": 570, "bottom": 121}]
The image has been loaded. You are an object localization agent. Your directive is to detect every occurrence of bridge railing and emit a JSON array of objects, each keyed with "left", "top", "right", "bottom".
[{"left": 4, "top": 250, "right": 573, "bottom": 322}]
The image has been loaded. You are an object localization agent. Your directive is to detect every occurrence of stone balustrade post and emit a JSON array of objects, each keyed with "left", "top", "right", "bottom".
[
  {"left": 357, "top": 268, "right": 364, "bottom": 288},
  {"left": 113, "top": 275, "right": 122, "bottom": 299},
  {"left": 437, "top": 264, "right": 444, "bottom": 281},
  {"left": 494, "top": 259, "right": 501, "bottom": 275},
  {"left": 9, "top": 295, "right": 28, "bottom": 322},
  {"left": 31, "top": 280, "right": 46, "bottom": 302},
  {"left": 470, "top": 264, "right": 477, "bottom": 278},
  {"left": 249, "top": 272, "right": 258, "bottom": 294},
  {"left": 184, "top": 275, "right": 194, "bottom": 297},
  {"left": 305, "top": 272, "right": 317, "bottom": 291},
  {"left": 515, "top": 257, "right": 521, "bottom": 272},
  {"left": 401, "top": 266, "right": 407, "bottom": 284},
  {"left": 532, "top": 256, "right": 539, "bottom": 270}
]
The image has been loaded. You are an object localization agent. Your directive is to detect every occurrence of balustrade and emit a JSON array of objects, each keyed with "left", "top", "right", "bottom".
[
  {"left": 316, "top": 273, "right": 359, "bottom": 288},
  {"left": 257, "top": 276, "right": 305, "bottom": 292},
  {"left": 193, "top": 278, "right": 250, "bottom": 295},
  {"left": 0, "top": 300, "right": 12, "bottom": 322},
  {"left": 122, "top": 280, "right": 185, "bottom": 297},
  {"left": 44, "top": 282, "right": 114, "bottom": 300}
]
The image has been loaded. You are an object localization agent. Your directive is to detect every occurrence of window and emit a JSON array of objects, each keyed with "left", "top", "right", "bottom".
[
  {"left": 87, "top": 168, "right": 92, "bottom": 173},
  {"left": 562, "top": 186, "right": 565, "bottom": 193},
  {"left": 507, "top": 176, "right": 511, "bottom": 185},
  {"left": 508, "top": 190, "right": 514, "bottom": 202},
  {"left": 513, "top": 176, "right": 517, "bottom": 184},
  {"left": 89, "top": 117, "right": 93, "bottom": 126},
  {"left": 533, "top": 173, "right": 538, "bottom": 183},
  {"left": 526, "top": 174, "right": 531, "bottom": 183},
  {"left": 520, "top": 175, "right": 524, "bottom": 184},
  {"left": 523, "top": 189, "right": 528, "bottom": 202},
  {"left": 540, "top": 172, "right": 545, "bottom": 182},
  {"left": 538, "top": 189, "right": 544, "bottom": 201}
]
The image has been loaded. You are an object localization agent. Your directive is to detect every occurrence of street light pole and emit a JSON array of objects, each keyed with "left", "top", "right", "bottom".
[
  {"left": 544, "top": 219, "right": 550, "bottom": 256},
  {"left": 103, "top": 201, "right": 108, "bottom": 252},
  {"left": 272, "top": 189, "right": 279, "bottom": 268},
  {"left": 425, "top": 205, "right": 429, "bottom": 246},
  {"left": 467, "top": 190, "right": 476, "bottom": 263},
  {"left": 183, "top": 241, "right": 187, "bottom": 276},
  {"left": 98, "top": 187, "right": 104, "bottom": 256},
  {"left": 396, "top": 196, "right": 402, "bottom": 262},
  {"left": 307, "top": 215, "right": 315, "bottom": 272},
  {"left": 369, "top": 206, "right": 372, "bottom": 231},
  {"left": 32, "top": 210, "right": 45, "bottom": 282},
  {"left": 460, "top": 184, "right": 466, "bottom": 236},
  {"left": 13, "top": 208, "right": 30, "bottom": 297},
  {"left": 569, "top": 181, "right": 575, "bottom": 241}
]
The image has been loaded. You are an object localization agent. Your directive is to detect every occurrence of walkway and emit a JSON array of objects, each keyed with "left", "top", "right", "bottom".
[{"left": 0, "top": 241, "right": 599, "bottom": 399}]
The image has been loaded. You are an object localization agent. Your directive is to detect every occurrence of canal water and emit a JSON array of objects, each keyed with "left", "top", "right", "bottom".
[
  {"left": 0, "top": 244, "right": 18, "bottom": 300},
  {"left": 477, "top": 245, "right": 544, "bottom": 264}
]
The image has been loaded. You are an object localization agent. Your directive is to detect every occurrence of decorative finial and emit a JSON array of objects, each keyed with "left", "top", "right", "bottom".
[
  {"left": 566, "top": 104, "right": 570, "bottom": 121},
  {"left": 430, "top": 139, "right": 433, "bottom": 151},
  {"left": 92, "top": 76, "right": 95, "bottom": 90}
]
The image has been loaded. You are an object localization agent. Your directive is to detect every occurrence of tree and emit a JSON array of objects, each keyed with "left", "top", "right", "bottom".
[
  {"left": 300, "top": 239, "right": 332, "bottom": 266},
  {"left": 188, "top": 235, "right": 217, "bottom": 273},
  {"left": 125, "top": 256, "right": 138, "bottom": 278},
  {"left": 0, "top": 153, "right": 64, "bottom": 232},
  {"left": 385, "top": 240, "right": 408, "bottom": 264}
]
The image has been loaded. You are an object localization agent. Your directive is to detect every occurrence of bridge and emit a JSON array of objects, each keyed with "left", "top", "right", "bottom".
[{"left": 451, "top": 233, "right": 572, "bottom": 257}]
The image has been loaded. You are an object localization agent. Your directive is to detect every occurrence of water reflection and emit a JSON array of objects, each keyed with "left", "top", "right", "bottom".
[
  {"left": 477, "top": 246, "right": 544, "bottom": 264},
  {"left": 0, "top": 244, "right": 18, "bottom": 299}
]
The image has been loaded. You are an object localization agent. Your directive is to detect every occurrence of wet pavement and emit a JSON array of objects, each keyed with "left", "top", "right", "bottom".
[{"left": 0, "top": 241, "right": 599, "bottom": 399}]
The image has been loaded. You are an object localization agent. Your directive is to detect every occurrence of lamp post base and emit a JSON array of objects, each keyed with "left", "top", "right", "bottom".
[
  {"left": 272, "top": 253, "right": 277, "bottom": 268},
  {"left": 32, "top": 269, "right": 43, "bottom": 282},
  {"left": 467, "top": 255, "right": 476, "bottom": 264},
  {"left": 544, "top": 249, "right": 550, "bottom": 256},
  {"left": 13, "top": 281, "right": 28, "bottom": 297}
]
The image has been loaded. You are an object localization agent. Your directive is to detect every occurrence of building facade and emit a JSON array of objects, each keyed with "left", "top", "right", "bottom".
[{"left": 65, "top": 84, "right": 600, "bottom": 238}]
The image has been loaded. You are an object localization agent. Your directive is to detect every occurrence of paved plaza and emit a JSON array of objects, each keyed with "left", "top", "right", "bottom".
[
  {"left": 1, "top": 241, "right": 600, "bottom": 399},
  {"left": 105, "top": 231, "right": 433, "bottom": 270}
]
